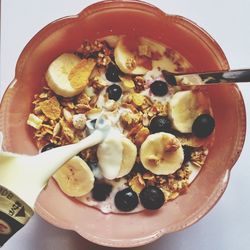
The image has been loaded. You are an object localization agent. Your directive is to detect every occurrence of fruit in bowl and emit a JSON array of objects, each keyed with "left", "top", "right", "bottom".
[
  {"left": 27, "top": 35, "right": 215, "bottom": 214},
  {"left": 0, "top": 0, "right": 246, "bottom": 247}
]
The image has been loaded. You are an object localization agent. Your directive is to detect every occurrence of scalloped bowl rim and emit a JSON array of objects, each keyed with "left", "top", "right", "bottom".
[{"left": 0, "top": 0, "right": 246, "bottom": 247}]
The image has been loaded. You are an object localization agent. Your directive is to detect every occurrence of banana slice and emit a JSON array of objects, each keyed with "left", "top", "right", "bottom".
[
  {"left": 114, "top": 36, "right": 170, "bottom": 75},
  {"left": 100, "top": 35, "right": 121, "bottom": 48},
  {"left": 117, "top": 137, "right": 137, "bottom": 178},
  {"left": 97, "top": 133, "right": 137, "bottom": 180},
  {"left": 169, "top": 90, "right": 209, "bottom": 133},
  {"left": 114, "top": 36, "right": 148, "bottom": 75},
  {"left": 140, "top": 132, "right": 184, "bottom": 175},
  {"left": 140, "top": 37, "right": 189, "bottom": 73},
  {"left": 53, "top": 156, "right": 94, "bottom": 197},
  {"left": 152, "top": 57, "right": 177, "bottom": 72},
  {"left": 139, "top": 37, "right": 166, "bottom": 56},
  {"left": 46, "top": 53, "right": 96, "bottom": 97}
]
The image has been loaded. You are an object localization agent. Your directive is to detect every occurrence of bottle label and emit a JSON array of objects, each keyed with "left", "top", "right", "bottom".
[{"left": 0, "top": 185, "right": 33, "bottom": 247}]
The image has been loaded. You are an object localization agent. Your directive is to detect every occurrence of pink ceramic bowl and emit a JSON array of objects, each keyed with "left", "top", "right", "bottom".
[{"left": 0, "top": 0, "right": 246, "bottom": 247}]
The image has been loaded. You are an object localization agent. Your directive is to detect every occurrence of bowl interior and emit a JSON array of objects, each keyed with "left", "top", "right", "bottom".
[{"left": 0, "top": 0, "right": 246, "bottom": 247}]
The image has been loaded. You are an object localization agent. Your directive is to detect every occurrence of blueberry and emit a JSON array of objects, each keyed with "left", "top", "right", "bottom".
[
  {"left": 162, "top": 70, "right": 177, "bottom": 86},
  {"left": 92, "top": 182, "right": 113, "bottom": 201},
  {"left": 74, "top": 52, "right": 84, "bottom": 59},
  {"left": 150, "top": 80, "right": 168, "bottom": 96},
  {"left": 182, "top": 145, "right": 193, "bottom": 162},
  {"left": 192, "top": 114, "right": 215, "bottom": 138},
  {"left": 114, "top": 188, "right": 139, "bottom": 212},
  {"left": 139, "top": 186, "right": 165, "bottom": 210},
  {"left": 106, "top": 84, "right": 122, "bottom": 101},
  {"left": 132, "top": 162, "right": 146, "bottom": 174},
  {"left": 87, "top": 160, "right": 98, "bottom": 171},
  {"left": 105, "top": 63, "right": 121, "bottom": 82},
  {"left": 41, "top": 143, "right": 58, "bottom": 152},
  {"left": 149, "top": 116, "right": 172, "bottom": 133}
]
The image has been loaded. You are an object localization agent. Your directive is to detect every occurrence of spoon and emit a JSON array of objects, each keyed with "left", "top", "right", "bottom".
[{"left": 162, "top": 68, "right": 250, "bottom": 85}]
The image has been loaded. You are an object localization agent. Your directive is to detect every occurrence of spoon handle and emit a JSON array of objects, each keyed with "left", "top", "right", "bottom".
[
  {"left": 163, "top": 69, "right": 250, "bottom": 84},
  {"left": 195, "top": 69, "right": 250, "bottom": 83}
]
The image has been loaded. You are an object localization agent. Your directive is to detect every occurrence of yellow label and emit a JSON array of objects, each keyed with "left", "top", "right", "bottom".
[{"left": 0, "top": 185, "right": 33, "bottom": 225}]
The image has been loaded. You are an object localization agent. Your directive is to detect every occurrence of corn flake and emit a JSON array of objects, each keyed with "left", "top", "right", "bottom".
[
  {"left": 132, "top": 93, "right": 144, "bottom": 106},
  {"left": 142, "top": 172, "right": 156, "bottom": 181},
  {"left": 40, "top": 96, "right": 61, "bottom": 120},
  {"left": 60, "top": 120, "right": 75, "bottom": 143},
  {"left": 69, "top": 58, "right": 96, "bottom": 90},
  {"left": 120, "top": 76, "right": 135, "bottom": 90},
  {"left": 129, "top": 173, "right": 145, "bottom": 193},
  {"left": 168, "top": 192, "right": 179, "bottom": 201}
]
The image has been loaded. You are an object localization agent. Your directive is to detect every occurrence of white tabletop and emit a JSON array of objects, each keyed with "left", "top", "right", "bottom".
[{"left": 1, "top": 0, "right": 250, "bottom": 249}]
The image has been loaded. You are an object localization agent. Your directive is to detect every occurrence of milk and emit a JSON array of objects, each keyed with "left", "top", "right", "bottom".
[{"left": 0, "top": 129, "right": 106, "bottom": 208}]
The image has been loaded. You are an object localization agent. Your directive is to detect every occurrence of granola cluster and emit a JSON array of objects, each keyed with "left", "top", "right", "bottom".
[
  {"left": 126, "top": 145, "right": 208, "bottom": 200},
  {"left": 27, "top": 40, "right": 115, "bottom": 148},
  {"left": 120, "top": 94, "right": 168, "bottom": 130},
  {"left": 76, "top": 40, "right": 112, "bottom": 66},
  {"left": 28, "top": 86, "right": 99, "bottom": 148},
  {"left": 128, "top": 165, "right": 192, "bottom": 201}
]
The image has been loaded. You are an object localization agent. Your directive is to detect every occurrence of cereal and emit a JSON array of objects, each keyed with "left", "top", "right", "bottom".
[
  {"left": 91, "top": 75, "right": 108, "bottom": 93},
  {"left": 27, "top": 36, "right": 212, "bottom": 213},
  {"left": 126, "top": 57, "right": 136, "bottom": 71},
  {"left": 120, "top": 76, "right": 135, "bottom": 90},
  {"left": 63, "top": 108, "right": 73, "bottom": 123},
  {"left": 53, "top": 122, "right": 61, "bottom": 137},
  {"left": 168, "top": 192, "right": 179, "bottom": 200},
  {"left": 164, "top": 137, "right": 180, "bottom": 152},
  {"left": 27, "top": 114, "right": 43, "bottom": 129},
  {"left": 76, "top": 40, "right": 112, "bottom": 66},
  {"left": 127, "top": 124, "right": 143, "bottom": 137},
  {"left": 147, "top": 155, "right": 160, "bottom": 166},
  {"left": 133, "top": 76, "right": 145, "bottom": 92},
  {"left": 40, "top": 96, "right": 61, "bottom": 120},
  {"left": 142, "top": 113, "right": 150, "bottom": 126},
  {"left": 134, "top": 127, "right": 150, "bottom": 146},
  {"left": 120, "top": 111, "right": 142, "bottom": 129},
  {"left": 85, "top": 86, "right": 95, "bottom": 97},
  {"left": 120, "top": 112, "right": 133, "bottom": 127},
  {"left": 60, "top": 120, "right": 75, "bottom": 143},
  {"left": 160, "top": 188, "right": 171, "bottom": 200},
  {"left": 129, "top": 173, "right": 146, "bottom": 193},
  {"left": 96, "top": 52, "right": 111, "bottom": 66},
  {"left": 104, "top": 100, "right": 117, "bottom": 111},
  {"left": 72, "top": 114, "right": 87, "bottom": 130},
  {"left": 76, "top": 92, "right": 91, "bottom": 105},
  {"left": 143, "top": 172, "right": 155, "bottom": 181},
  {"left": 132, "top": 93, "right": 145, "bottom": 106},
  {"left": 85, "top": 108, "right": 101, "bottom": 117},
  {"left": 121, "top": 103, "right": 138, "bottom": 113},
  {"left": 33, "top": 106, "right": 42, "bottom": 115},
  {"left": 89, "top": 95, "right": 98, "bottom": 107},
  {"left": 191, "top": 148, "right": 208, "bottom": 167}
]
